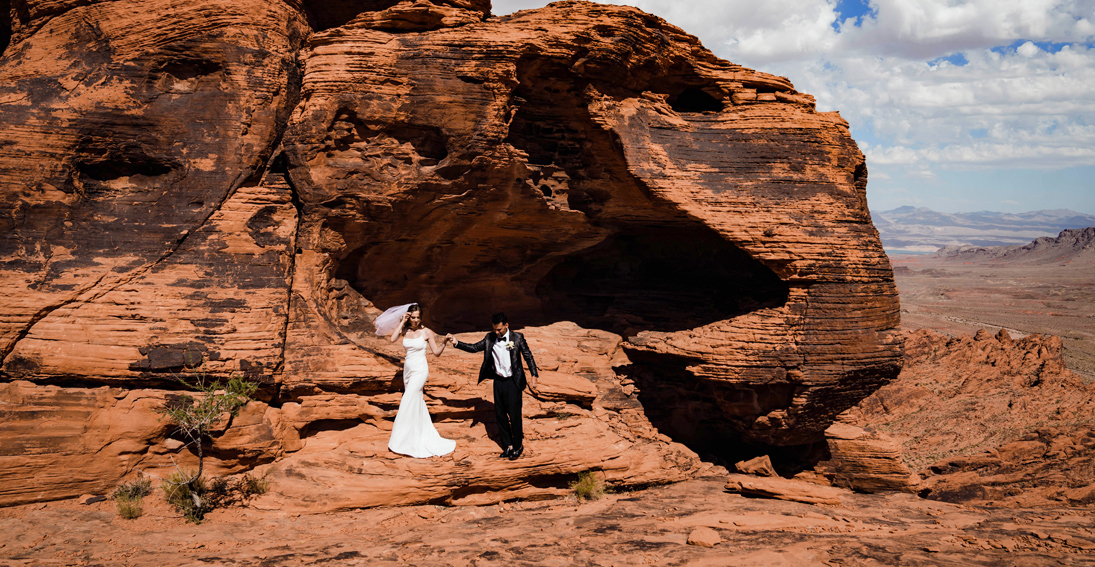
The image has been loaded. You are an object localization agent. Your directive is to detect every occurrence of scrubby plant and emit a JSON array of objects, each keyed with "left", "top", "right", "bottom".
[
  {"left": 162, "top": 469, "right": 209, "bottom": 522},
  {"left": 237, "top": 471, "right": 270, "bottom": 498},
  {"left": 570, "top": 470, "right": 606, "bottom": 501},
  {"left": 112, "top": 474, "right": 153, "bottom": 519},
  {"left": 157, "top": 365, "right": 258, "bottom": 522}
]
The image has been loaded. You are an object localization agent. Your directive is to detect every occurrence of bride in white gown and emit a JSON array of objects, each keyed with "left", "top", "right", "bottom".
[{"left": 378, "top": 303, "right": 456, "bottom": 458}]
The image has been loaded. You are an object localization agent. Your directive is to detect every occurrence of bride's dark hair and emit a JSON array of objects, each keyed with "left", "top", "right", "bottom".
[{"left": 404, "top": 303, "right": 422, "bottom": 328}]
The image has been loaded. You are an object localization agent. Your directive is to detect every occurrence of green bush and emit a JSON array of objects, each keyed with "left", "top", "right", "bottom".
[
  {"left": 115, "top": 495, "right": 143, "bottom": 519},
  {"left": 112, "top": 475, "right": 153, "bottom": 520},
  {"left": 163, "top": 469, "right": 210, "bottom": 523},
  {"left": 570, "top": 471, "right": 606, "bottom": 501}
]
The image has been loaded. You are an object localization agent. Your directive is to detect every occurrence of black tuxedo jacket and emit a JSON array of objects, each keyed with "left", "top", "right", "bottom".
[{"left": 454, "top": 331, "right": 539, "bottom": 389}]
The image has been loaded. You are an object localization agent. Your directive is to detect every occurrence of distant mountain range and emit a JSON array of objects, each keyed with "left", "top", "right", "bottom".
[
  {"left": 871, "top": 207, "right": 1095, "bottom": 253},
  {"left": 933, "top": 227, "right": 1095, "bottom": 263}
]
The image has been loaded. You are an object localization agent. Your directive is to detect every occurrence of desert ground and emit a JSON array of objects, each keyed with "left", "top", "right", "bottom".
[
  {"left": 3, "top": 476, "right": 1095, "bottom": 566},
  {"left": 891, "top": 254, "right": 1095, "bottom": 379}
]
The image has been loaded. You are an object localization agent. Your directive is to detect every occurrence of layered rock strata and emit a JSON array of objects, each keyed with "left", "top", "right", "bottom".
[{"left": 0, "top": 0, "right": 901, "bottom": 507}]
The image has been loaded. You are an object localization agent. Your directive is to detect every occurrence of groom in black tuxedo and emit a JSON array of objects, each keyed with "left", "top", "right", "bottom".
[{"left": 449, "top": 312, "right": 539, "bottom": 460}]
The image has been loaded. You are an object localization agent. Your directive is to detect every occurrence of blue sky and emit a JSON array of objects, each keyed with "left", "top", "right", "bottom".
[{"left": 493, "top": 0, "right": 1095, "bottom": 215}]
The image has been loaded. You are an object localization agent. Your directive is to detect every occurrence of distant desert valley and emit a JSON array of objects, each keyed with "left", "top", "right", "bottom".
[{"left": 892, "top": 228, "right": 1095, "bottom": 378}]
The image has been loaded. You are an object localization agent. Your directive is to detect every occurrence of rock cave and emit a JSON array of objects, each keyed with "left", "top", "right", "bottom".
[{"left": 0, "top": 0, "right": 902, "bottom": 509}]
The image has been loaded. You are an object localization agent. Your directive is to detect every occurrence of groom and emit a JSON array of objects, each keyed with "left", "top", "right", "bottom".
[{"left": 448, "top": 312, "right": 538, "bottom": 460}]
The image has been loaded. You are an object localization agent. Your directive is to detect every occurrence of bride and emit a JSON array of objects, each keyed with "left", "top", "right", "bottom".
[{"left": 375, "top": 303, "right": 456, "bottom": 458}]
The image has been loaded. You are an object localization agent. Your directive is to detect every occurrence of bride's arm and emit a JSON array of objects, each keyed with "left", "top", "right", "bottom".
[
  {"left": 389, "top": 313, "right": 408, "bottom": 343},
  {"left": 426, "top": 328, "right": 446, "bottom": 356}
]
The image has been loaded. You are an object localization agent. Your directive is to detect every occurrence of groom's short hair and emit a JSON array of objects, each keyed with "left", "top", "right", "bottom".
[{"left": 491, "top": 312, "right": 507, "bottom": 325}]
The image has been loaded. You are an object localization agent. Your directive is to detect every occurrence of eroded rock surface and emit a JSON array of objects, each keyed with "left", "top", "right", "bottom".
[
  {"left": 843, "top": 329, "right": 1095, "bottom": 507},
  {"left": 5, "top": 478, "right": 1095, "bottom": 566},
  {"left": 1, "top": 0, "right": 900, "bottom": 507}
]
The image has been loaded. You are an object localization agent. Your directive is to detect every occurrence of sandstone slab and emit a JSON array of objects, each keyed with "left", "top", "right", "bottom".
[
  {"left": 724, "top": 473, "right": 846, "bottom": 505},
  {"left": 687, "top": 527, "right": 722, "bottom": 547}
]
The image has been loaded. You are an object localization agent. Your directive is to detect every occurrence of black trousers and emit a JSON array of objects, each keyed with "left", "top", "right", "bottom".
[{"left": 493, "top": 377, "right": 523, "bottom": 449}]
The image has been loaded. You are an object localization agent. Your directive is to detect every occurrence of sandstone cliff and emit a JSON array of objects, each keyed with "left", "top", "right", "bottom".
[{"left": 0, "top": 0, "right": 901, "bottom": 508}]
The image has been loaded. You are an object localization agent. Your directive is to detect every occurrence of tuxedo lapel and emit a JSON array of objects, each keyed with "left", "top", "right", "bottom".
[{"left": 508, "top": 333, "right": 519, "bottom": 367}]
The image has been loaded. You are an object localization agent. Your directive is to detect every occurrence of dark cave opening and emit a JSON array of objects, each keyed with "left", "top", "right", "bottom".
[
  {"left": 535, "top": 225, "right": 789, "bottom": 336},
  {"left": 668, "top": 86, "right": 724, "bottom": 113},
  {"left": 0, "top": 0, "right": 10, "bottom": 58},
  {"left": 72, "top": 137, "right": 179, "bottom": 184},
  {"left": 620, "top": 351, "right": 831, "bottom": 476},
  {"left": 73, "top": 145, "right": 177, "bottom": 182},
  {"left": 334, "top": 217, "right": 789, "bottom": 338},
  {"left": 156, "top": 57, "right": 224, "bottom": 81},
  {"left": 300, "top": 0, "right": 402, "bottom": 31},
  {"left": 329, "top": 109, "right": 449, "bottom": 166}
]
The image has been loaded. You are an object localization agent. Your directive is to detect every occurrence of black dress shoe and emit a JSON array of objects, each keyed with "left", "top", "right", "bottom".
[
  {"left": 508, "top": 446, "right": 523, "bottom": 460},
  {"left": 500, "top": 447, "right": 513, "bottom": 459}
]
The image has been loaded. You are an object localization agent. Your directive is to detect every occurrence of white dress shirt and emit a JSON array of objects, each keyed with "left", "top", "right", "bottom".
[{"left": 492, "top": 331, "right": 513, "bottom": 378}]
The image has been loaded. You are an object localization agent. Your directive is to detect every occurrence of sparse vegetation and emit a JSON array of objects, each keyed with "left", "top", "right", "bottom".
[
  {"left": 237, "top": 471, "right": 270, "bottom": 497},
  {"left": 160, "top": 469, "right": 271, "bottom": 521},
  {"left": 570, "top": 470, "right": 606, "bottom": 501},
  {"left": 156, "top": 364, "right": 258, "bottom": 523},
  {"left": 162, "top": 469, "right": 209, "bottom": 523},
  {"left": 112, "top": 474, "right": 153, "bottom": 519}
]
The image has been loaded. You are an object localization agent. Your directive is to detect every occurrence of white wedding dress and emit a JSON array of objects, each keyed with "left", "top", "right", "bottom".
[{"left": 387, "top": 335, "right": 456, "bottom": 458}]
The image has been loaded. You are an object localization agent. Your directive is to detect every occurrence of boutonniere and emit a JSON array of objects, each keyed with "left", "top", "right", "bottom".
[{"left": 505, "top": 341, "right": 516, "bottom": 351}]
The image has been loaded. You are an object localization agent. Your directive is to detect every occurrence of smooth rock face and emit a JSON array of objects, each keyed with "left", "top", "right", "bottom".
[{"left": 0, "top": 0, "right": 901, "bottom": 507}]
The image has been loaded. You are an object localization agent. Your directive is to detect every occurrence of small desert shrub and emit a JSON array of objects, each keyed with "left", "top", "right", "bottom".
[
  {"left": 114, "top": 475, "right": 153, "bottom": 500},
  {"left": 163, "top": 469, "right": 210, "bottom": 523},
  {"left": 112, "top": 475, "right": 153, "bottom": 519},
  {"left": 115, "top": 495, "right": 143, "bottom": 519},
  {"left": 237, "top": 472, "right": 270, "bottom": 497},
  {"left": 570, "top": 471, "right": 606, "bottom": 501}
]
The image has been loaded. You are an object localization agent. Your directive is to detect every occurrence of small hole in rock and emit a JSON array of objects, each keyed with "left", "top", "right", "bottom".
[{"left": 669, "top": 87, "right": 724, "bottom": 113}]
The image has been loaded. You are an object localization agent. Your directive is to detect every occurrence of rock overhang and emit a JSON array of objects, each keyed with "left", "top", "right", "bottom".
[
  {"left": 0, "top": 0, "right": 902, "bottom": 507},
  {"left": 284, "top": 0, "right": 903, "bottom": 445}
]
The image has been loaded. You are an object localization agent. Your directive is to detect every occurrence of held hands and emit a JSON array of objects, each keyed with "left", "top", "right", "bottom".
[{"left": 445, "top": 333, "right": 456, "bottom": 345}]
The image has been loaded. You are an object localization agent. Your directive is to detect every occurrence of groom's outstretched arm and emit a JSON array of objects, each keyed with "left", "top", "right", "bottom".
[
  {"left": 453, "top": 335, "right": 487, "bottom": 353},
  {"left": 519, "top": 336, "right": 539, "bottom": 379}
]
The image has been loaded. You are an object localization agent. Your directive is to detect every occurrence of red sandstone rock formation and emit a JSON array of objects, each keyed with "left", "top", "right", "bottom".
[
  {"left": 843, "top": 328, "right": 1095, "bottom": 506},
  {"left": 0, "top": 0, "right": 900, "bottom": 507}
]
